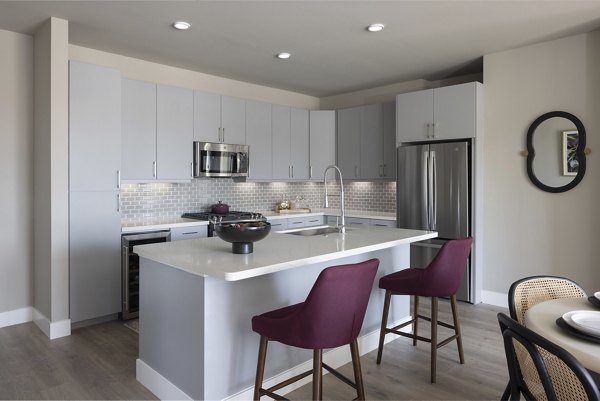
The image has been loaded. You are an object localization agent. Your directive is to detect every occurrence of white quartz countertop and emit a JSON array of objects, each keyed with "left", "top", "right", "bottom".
[
  {"left": 134, "top": 226, "right": 436, "bottom": 281},
  {"left": 121, "top": 209, "right": 395, "bottom": 233}
]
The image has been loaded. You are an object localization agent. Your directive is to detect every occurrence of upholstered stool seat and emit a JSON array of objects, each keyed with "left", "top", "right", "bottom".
[
  {"left": 376, "top": 237, "right": 473, "bottom": 383},
  {"left": 252, "top": 258, "right": 379, "bottom": 400}
]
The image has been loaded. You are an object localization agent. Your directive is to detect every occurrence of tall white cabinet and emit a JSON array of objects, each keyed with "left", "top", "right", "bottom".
[
  {"left": 69, "top": 61, "right": 122, "bottom": 324},
  {"left": 272, "top": 105, "right": 309, "bottom": 180}
]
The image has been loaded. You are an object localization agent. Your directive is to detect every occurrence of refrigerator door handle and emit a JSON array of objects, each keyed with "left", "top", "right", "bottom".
[
  {"left": 423, "top": 150, "right": 430, "bottom": 230},
  {"left": 431, "top": 150, "right": 437, "bottom": 231}
]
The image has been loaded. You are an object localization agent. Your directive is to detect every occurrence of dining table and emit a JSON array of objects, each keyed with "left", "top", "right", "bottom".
[{"left": 524, "top": 297, "right": 600, "bottom": 375}]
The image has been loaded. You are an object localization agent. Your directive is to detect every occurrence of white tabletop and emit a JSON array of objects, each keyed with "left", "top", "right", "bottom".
[{"left": 524, "top": 297, "right": 600, "bottom": 373}]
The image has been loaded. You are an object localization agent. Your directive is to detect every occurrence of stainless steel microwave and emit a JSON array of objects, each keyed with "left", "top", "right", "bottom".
[{"left": 193, "top": 141, "right": 249, "bottom": 178}]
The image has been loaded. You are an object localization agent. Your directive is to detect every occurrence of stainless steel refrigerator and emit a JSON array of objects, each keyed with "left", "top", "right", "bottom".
[{"left": 397, "top": 140, "right": 472, "bottom": 302}]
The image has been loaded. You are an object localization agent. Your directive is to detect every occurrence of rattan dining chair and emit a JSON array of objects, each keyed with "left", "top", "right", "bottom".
[
  {"left": 501, "top": 275, "right": 588, "bottom": 400},
  {"left": 498, "top": 313, "right": 600, "bottom": 401}
]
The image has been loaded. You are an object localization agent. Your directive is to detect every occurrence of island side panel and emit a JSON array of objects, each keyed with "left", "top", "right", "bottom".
[
  {"left": 202, "top": 244, "right": 410, "bottom": 401},
  {"left": 138, "top": 257, "right": 205, "bottom": 400}
]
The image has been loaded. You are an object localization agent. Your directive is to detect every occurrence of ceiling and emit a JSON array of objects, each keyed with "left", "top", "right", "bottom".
[{"left": 1, "top": 1, "right": 600, "bottom": 97}]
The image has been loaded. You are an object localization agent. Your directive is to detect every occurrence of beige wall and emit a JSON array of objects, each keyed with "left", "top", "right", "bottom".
[
  {"left": 69, "top": 45, "right": 320, "bottom": 110},
  {"left": 482, "top": 33, "right": 600, "bottom": 298},
  {"left": 0, "top": 29, "right": 33, "bottom": 315}
]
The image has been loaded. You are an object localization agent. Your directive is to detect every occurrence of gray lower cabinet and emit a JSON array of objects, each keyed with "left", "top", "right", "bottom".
[
  {"left": 170, "top": 225, "right": 208, "bottom": 241},
  {"left": 326, "top": 215, "right": 396, "bottom": 228},
  {"left": 268, "top": 219, "right": 288, "bottom": 232},
  {"left": 268, "top": 215, "right": 324, "bottom": 231},
  {"left": 69, "top": 191, "right": 122, "bottom": 324},
  {"left": 69, "top": 61, "right": 122, "bottom": 325}
]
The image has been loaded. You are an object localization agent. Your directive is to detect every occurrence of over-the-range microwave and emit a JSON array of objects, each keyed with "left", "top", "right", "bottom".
[{"left": 193, "top": 141, "right": 249, "bottom": 178}]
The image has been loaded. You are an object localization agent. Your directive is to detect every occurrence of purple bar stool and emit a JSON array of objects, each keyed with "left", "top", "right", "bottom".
[
  {"left": 252, "top": 258, "right": 379, "bottom": 400},
  {"left": 376, "top": 237, "right": 473, "bottom": 383}
]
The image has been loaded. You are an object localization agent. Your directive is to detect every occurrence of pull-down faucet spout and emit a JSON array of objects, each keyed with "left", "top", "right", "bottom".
[{"left": 323, "top": 165, "right": 345, "bottom": 233}]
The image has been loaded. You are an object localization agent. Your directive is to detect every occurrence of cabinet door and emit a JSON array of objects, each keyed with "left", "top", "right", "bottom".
[
  {"left": 290, "top": 107, "right": 309, "bottom": 180},
  {"left": 345, "top": 217, "right": 368, "bottom": 227},
  {"left": 395, "top": 89, "right": 433, "bottom": 143},
  {"left": 370, "top": 218, "right": 396, "bottom": 227},
  {"left": 193, "top": 90, "right": 221, "bottom": 143},
  {"left": 122, "top": 79, "right": 156, "bottom": 180},
  {"left": 272, "top": 104, "right": 291, "bottom": 180},
  {"left": 221, "top": 96, "right": 246, "bottom": 144},
  {"left": 309, "top": 110, "right": 335, "bottom": 181},
  {"left": 268, "top": 219, "right": 288, "bottom": 232},
  {"left": 170, "top": 225, "right": 208, "bottom": 240},
  {"left": 157, "top": 85, "right": 193, "bottom": 180},
  {"left": 433, "top": 82, "right": 477, "bottom": 139},
  {"left": 245, "top": 100, "right": 272, "bottom": 180},
  {"left": 69, "top": 191, "right": 122, "bottom": 323},
  {"left": 305, "top": 216, "right": 325, "bottom": 227},
  {"left": 69, "top": 61, "right": 121, "bottom": 191},
  {"left": 336, "top": 107, "right": 361, "bottom": 179},
  {"left": 287, "top": 217, "right": 307, "bottom": 229},
  {"left": 382, "top": 101, "right": 397, "bottom": 179},
  {"left": 360, "top": 104, "right": 383, "bottom": 179}
]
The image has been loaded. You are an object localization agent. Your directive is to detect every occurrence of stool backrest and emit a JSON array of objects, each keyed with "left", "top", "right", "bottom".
[
  {"left": 497, "top": 313, "right": 599, "bottom": 401},
  {"left": 299, "top": 258, "right": 379, "bottom": 349},
  {"left": 424, "top": 237, "right": 473, "bottom": 296}
]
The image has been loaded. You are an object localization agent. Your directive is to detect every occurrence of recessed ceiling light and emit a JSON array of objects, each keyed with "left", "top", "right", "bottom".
[
  {"left": 173, "top": 21, "right": 191, "bottom": 30},
  {"left": 276, "top": 52, "right": 291, "bottom": 60},
  {"left": 367, "top": 23, "right": 385, "bottom": 32}
]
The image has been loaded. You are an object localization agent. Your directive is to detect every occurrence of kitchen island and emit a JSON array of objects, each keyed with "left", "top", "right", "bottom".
[{"left": 134, "top": 226, "right": 436, "bottom": 401}]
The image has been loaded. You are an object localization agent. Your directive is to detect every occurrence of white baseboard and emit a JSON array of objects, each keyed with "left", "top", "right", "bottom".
[
  {"left": 481, "top": 290, "right": 508, "bottom": 308},
  {"left": 136, "top": 359, "right": 193, "bottom": 401},
  {"left": 33, "top": 309, "right": 71, "bottom": 339},
  {"left": 224, "top": 316, "right": 412, "bottom": 401},
  {"left": 0, "top": 306, "right": 32, "bottom": 328}
]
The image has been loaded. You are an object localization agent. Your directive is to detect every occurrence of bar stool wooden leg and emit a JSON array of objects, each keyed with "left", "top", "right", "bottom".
[
  {"left": 313, "top": 349, "right": 323, "bottom": 400},
  {"left": 450, "top": 294, "right": 465, "bottom": 364},
  {"left": 430, "top": 297, "right": 438, "bottom": 383},
  {"left": 350, "top": 340, "right": 365, "bottom": 400},
  {"left": 376, "top": 290, "right": 392, "bottom": 364},
  {"left": 413, "top": 295, "right": 419, "bottom": 346},
  {"left": 254, "top": 336, "right": 268, "bottom": 400}
]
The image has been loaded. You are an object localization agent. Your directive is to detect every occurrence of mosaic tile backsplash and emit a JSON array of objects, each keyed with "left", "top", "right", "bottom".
[{"left": 120, "top": 180, "right": 396, "bottom": 223}]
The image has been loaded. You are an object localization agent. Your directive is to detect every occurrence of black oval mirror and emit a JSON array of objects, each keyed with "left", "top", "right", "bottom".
[{"left": 526, "top": 111, "right": 586, "bottom": 193}]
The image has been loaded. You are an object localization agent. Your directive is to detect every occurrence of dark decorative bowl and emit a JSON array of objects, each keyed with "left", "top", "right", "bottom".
[{"left": 214, "top": 221, "right": 271, "bottom": 254}]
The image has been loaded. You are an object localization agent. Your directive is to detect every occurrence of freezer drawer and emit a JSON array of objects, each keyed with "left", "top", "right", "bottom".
[{"left": 410, "top": 239, "right": 471, "bottom": 303}]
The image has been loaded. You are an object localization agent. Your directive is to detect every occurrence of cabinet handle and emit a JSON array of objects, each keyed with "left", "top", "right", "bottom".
[
  {"left": 426, "top": 123, "right": 431, "bottom": 138},
  {"left": 117, "top": 193, "right": 120, "bottom": 212},
  {"left": 291, "top": 165, "right": 294, "bottom": 178},
  {"left": 383, "top": 164, "right": 387, "bottom": 177},
  {"left": 355, "top": 165, "right": 358, "bottom": 178},
  {"left": 182, "top": 231, "right": 199, "bottom": 235},
  {"left": 222, "top": 127, "right": 225, "bottom": 142},
  {"left": 117, "top": 170, "right": 121, "bottom": 189},
  {"left": 288, "top": 165, "right": 291, "bottom": 177},
  {"left": 153, "top": 161, "right": 157, "bottom": 178},
  {"left": 432, "top": 122, "right": 438, "bottom": 138},
  {"left": 309, "top": 166, "right": 313, "bottom": 179},
  {"left": 190, "top": 162, "right": 194, "bottom": 178},
  {"left": 379, "top": 164, "right": 383, "bottom": 177}
]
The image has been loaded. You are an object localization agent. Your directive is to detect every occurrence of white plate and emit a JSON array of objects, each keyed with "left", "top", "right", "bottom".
[
  {"left": 563, "top": 310, "right": 600, "bottom": 337},
  {"left": 594, "top": 291, "right": 600, "bottom": 301}
]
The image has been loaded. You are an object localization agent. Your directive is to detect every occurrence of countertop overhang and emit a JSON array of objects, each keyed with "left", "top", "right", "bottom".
[{"left": 134, "top": 226, "right": 436, "bottom": 281}]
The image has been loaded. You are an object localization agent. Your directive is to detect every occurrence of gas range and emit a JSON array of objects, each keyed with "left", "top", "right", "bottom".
[{"left": 181, "top": 211, "right": 265, "bottom": 236}]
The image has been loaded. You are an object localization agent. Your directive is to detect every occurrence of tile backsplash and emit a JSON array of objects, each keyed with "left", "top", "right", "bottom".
[{"left": 120, "top": 180, "right": 396, "bottom": 223}]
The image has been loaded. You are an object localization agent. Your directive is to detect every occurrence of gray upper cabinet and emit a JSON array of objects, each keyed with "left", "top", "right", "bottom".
[
  {"left": 245, "top": 100, "right": 272, "bottom": 180},
  {"left": 382, "top": 101, "right": 396, "bottom": 179},
  {"left": 69, "top": 61, "right": 121, "bottom": 191},
  {"left": 359, "top": 103, "right": 383, "bottom": 179},
  {"left": 309, "top": 110, "right": 335, "bottom": 181},
  {"left": 193, "top": 91, "right": 246, "bottom": 144},
  {"left": 336, "top": 106, "right": 361, "bottom": 179},
  {"left": 272, "top": 105, "right": 309, "bottom": 180},
  {"left": 396, "top": 82, "right": 479, "bottom": 143},
  {"left": 157, "top": 84, "right": 193, "bottom": 180},
  {"left": 122, "top": 80, "right": 193, "bottom": 181},
  {"left": 290, "top": 107, "right": 309, "bottom": 180},
  {"left": 122, "top": 79, "right": 156, "bottom": 180},
  {"left": 272, "top": 104, "right": 291, "bottom": 180}
]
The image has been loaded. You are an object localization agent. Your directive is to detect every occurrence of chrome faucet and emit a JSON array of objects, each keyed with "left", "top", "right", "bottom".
[{"left": 323, "top": 165, "right": 345, "bottom": 233}]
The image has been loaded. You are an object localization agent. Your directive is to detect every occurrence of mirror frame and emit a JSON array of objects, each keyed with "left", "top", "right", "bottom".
[{"left": 526, "top": 111, "right": 586, "bottom": 193}]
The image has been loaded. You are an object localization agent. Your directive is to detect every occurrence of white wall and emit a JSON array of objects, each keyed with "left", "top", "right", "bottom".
[
  {"left": 0, "top": 29, "right": 33, "bottom": 322},
  {"left": 482, "top": 33, "right": 600, "bottom": 299},
  {"left": 69, "top": 45, "right": 320, "bottom": 110}
]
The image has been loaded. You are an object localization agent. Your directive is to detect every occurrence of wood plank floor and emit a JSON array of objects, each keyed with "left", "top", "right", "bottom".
[{"left": 0, "top": 300, "right": 508, "bottom": 400}]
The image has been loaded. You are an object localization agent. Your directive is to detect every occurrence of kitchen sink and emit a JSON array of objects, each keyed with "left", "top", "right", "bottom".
[{"left": 280, "top": 225, "right": 353, "bottom": 236}]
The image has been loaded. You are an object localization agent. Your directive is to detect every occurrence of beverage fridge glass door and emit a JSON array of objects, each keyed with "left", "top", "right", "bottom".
[
  {"left": 397, "top": 144, "right": 429, "bottom": 230},
  {"left": 429, "top": 141, "right": 470, "bottom": 239}
]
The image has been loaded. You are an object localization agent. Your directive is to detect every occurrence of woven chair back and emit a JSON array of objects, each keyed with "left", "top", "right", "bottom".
[{"left": 509, "top": 276, "right": 586, "bottom": 324}]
